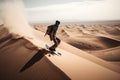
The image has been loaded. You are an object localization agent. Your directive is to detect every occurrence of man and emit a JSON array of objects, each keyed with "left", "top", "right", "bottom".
[{"left": 45, "top": 20, "right": 61, "bottom": 52}]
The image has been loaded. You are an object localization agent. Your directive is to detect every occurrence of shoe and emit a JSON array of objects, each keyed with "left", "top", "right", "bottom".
[{"left": 49, "top": 47, "right": 56, "bottom": 52}]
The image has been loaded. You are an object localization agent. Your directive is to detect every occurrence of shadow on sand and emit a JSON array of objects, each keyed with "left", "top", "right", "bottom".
[{"left": 20, "top": 49, "right": 49, "bottom": 72}]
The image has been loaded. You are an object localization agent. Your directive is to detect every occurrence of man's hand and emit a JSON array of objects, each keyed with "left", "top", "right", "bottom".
[
  {"left": 44, "top": 33, "right": 46, "bottom": 36},
  {"left": 44, "top": 31, "right": 47, "bottom": 37}
]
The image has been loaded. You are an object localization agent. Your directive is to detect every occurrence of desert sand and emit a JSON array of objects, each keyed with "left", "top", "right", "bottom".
[{"left": 0, "top": 22, "right": 120, "bottom": 80}]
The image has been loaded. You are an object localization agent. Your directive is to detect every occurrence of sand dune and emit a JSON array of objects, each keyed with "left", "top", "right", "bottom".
[
  {"left": 0, "top": 26, "right": 70, "bottom": 80},
  {"left": 105, "top": 26, "right": 120, "bottom": 35},
  {"left": 0, "top": 23, "right": 120, "bottom": 80},
  {"left": 67, "top": 36, "right": 120, "bottom": 51},
  {"left": 91, "top": 46, "right": 120, "bottom": 61}
]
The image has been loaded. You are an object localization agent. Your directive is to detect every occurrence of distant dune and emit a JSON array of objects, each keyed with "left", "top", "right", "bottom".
[
  {"left": 67, "top": 36, "right": 120, "bottom": 51},
  {"left": 91, "top": 46, "right": 120, "bottom": 61}
]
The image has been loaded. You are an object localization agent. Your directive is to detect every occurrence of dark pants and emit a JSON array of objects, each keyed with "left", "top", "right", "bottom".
[{"left": 49, "top": 34, "right": 61, "bottom": 51}]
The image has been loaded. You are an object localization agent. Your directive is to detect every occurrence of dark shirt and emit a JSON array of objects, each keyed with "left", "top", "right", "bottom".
[{"left": 51, "top": 24, "right": 59, "bottom": 35}]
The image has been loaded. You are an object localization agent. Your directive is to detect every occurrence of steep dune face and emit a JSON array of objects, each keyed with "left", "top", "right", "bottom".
[
  {"left": 0, "top": 26, "right": 71, "bottom": 80},
  {"left": 67, "top": 38, "right": 104, "bottom": 50},
  {"left": 98, "top": 37, "right": 120, "bottom": 47}
]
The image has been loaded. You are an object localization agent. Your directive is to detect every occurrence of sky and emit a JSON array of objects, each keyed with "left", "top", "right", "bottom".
[
  {"left": 24, "top": 0, "right": 120, "bottom": 22},
  {"left": 1, "top": 0, "right": 120, "bottom": 23}
]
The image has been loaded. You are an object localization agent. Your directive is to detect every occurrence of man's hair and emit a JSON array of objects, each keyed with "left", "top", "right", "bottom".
[{"left": 55, "top": 20, "right": 60, "bottom": 25}]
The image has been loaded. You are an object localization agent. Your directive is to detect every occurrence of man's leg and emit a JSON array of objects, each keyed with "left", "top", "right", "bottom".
[
  {"left": 49, "top": 35, "right": 61, "bottom": 51},
  {"left": 49, "top": 34, "right": 53, "bottom": 41},
  {"left": 53, "top": 37, "right": 61, "bottom": 48}
]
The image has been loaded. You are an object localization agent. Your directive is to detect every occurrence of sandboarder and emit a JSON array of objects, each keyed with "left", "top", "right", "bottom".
[{"left": 44, "top": 20, "right": 61, "bottom": 52}]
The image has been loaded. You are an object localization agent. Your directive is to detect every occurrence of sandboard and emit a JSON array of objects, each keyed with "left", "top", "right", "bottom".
[{"left": 45, "top": 44, "right": 61, "bottom": 56}]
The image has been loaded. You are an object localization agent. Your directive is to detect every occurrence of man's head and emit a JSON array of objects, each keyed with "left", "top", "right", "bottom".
[{"left": 55, "top": 20, "right": 60, "bottom": 25}]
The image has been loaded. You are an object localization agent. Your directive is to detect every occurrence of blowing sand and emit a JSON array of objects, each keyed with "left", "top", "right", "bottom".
[{"left": 0, "top": 23, "right": 120, "bottom": 80}]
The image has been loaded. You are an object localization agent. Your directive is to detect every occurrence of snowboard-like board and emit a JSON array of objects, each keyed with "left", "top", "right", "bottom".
[{"left": 45, "top": 44, "right": 61, "bottom": 56}]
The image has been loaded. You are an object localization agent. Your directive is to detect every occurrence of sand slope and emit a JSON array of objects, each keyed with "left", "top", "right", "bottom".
[
  {"left": 0, "top": 26, "right": 70, "bottom": 80},
  {"left": 0, "top": 24, "right": 120, "bottom": 80}
]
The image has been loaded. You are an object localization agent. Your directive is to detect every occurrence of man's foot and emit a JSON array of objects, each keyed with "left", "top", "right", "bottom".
[{"left": 49, "top": 47, "right": 56, "bottom": 52}]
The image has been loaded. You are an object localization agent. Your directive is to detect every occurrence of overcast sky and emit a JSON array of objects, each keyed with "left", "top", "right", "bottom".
[{"left": 1, "top": 0, "right": 120, "bottom": 23}]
